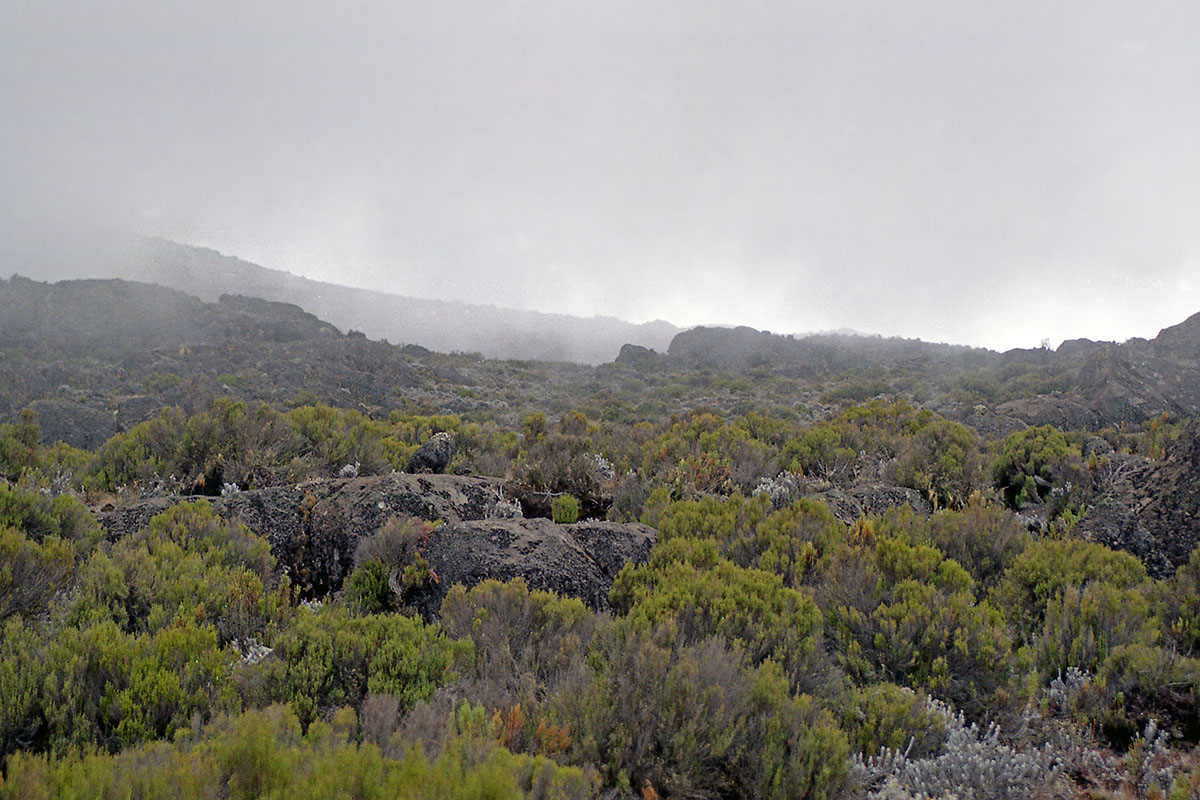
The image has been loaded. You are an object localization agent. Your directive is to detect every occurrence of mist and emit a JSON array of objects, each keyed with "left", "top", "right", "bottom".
[{"left": 3, "top": 1, "right": 1198, "bottom": 352}]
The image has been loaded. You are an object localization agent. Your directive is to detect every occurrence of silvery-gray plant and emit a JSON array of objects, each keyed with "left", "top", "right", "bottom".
[{"left": 852, "top": 696, "right": 1064, "bottom": 800}]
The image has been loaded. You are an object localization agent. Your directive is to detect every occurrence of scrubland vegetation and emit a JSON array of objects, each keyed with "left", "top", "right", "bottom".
[{"left": 2, "top": 395, "right": 1200, "bottom": 799}]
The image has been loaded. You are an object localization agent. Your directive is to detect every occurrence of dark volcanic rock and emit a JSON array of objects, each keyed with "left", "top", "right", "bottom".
[
  {"left": 99, "top": 473, "right": 655, "bottom": 610},
  {"left": 415, "top": 518, "right": 656, "bottom": 616},
  {"left": 27, "top": 399, "right": 119, "bottom": 449},
  {"left": 995, "top": 393, "right": 1103, "bottom": 431},
  {"left": 405, "top": 432, "right": 454, "bottom": 474},
  {"left": 613, "top": 343, "right": 663, "bottom": 367},
  {"left": 1076, "top": 422, "right": 1200, "bottom": 578},
  {"left": 805, "top": 483, "right": 932, "bottom": 525}
]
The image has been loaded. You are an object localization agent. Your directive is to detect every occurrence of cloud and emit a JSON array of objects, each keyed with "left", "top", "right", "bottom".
[{"left": 2, "top": 1, "right": 1198, "bottom": 351}]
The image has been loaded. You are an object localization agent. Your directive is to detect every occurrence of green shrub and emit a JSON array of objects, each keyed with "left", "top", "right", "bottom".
[
  {"left": 550, "top": 494, "right": 580, "bottom": 524},
  {"left": 0, "top": 526, "right": 74, "bottom": 621},
  {"left": 268, "top": 605, "right": 471, "bottom": 727},
  {"left": 611, "top": 539, "right": 825, "bottom": 689},
  {"left": 346, "top": 517, "right": 435, "bottom": 614},
  {"left": 991, "top": 425, "right": 1078, "bottom": 508},
  {"left": 993, "top": 538, "right": 1148, "bottom": 641},
  {"left": 440, "top": 578, "right": 595, "bottom": 707},
  {"left": 551, "top": 620, "right": 849, "bottom": 799},
  {"left": 68, "top": 501, "right": 285, "bottom": 644},
  {"left": 816, "top": 532, "right": 1014, "bottom": 716},
  {"left": 839, "top": 683, "right": 947, "bottom": 759}
]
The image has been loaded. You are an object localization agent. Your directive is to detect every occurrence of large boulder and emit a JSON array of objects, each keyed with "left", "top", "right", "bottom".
[
  {"left": 405, "top": 432, "right": 454, "bottom": 474},
  {"left": 414, "top": 518, "right": 656, "bottom": 616}
]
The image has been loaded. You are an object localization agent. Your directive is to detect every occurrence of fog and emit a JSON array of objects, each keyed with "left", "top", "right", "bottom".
[{"left": 3, "top": 1, "right": 1198, "bottom": 352}]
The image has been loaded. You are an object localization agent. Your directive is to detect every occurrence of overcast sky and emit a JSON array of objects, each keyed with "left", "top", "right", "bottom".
[{"left": 3, "top": 1, "right": 1198, "bottom": 350}]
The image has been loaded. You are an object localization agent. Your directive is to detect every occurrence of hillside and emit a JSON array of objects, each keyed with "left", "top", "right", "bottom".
[
  {"left": 3, "top": 233, "right": 679, "bottom": 363},
  {"left": 7, "top": 273, "right": 1200, "bottom": 798}
]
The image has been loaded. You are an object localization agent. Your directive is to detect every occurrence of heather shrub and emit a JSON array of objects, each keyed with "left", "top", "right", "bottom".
[
  {"left": 0, "top": 481, "right": 101, "bottom": 549},
  {"left": 550, "top": 493, "right": 579, "bottom": 524},
  {"left": 840, "top": 683, "right": 948, "bottom": 759},
  {"left": 611, "top": 540, "right": 826, "bottom": 689},
  {"left": 0, "top": 525, "right": 74, "bottom": 622},
  {"left": 68, "top": 501, "right": 286, "bottom": 645},
  {"left": 816, "top": 531, "right": 1014, "bottom": 716},
  {"left": 440, "top": 579, "right": 594, "bottom": 709},
  {"left": 993, "top": 538, "right": 1148, "bottom": 642},
  {"left": 991, "top": 425, "right": 1080, "bottom": 509},
  {"left": 551, "top": 619, "right": 850, "bottom": 800},
  {"left": 346, "top": 517, "right": 436, "bottom": 614},
  {"left": 888, "top": 418, "right": 985, "bottom": 509},
  {"left": 267, "top": 604, "right": 471, "bottom": 727}
]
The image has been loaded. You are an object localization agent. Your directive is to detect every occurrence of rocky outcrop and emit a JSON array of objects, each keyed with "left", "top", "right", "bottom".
[
  {"left": 1076, "top": 422, "right": 1200, "bottom": 578},
  {"left": 994, "top": 393, "right": 1103, "bottom": 431},
  {"left": 98, "top": 473, "right": 656, "bottom": 611},
  {"left": 415, "top": 518, "right": 656, "bottom": 616},
  {"left": 804, "top": 482, "right": 933, "bottom": 525}
]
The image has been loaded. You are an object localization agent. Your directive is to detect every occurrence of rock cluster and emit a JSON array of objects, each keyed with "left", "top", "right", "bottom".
[
  {"left": 1076, "top": 421, "right": 1200, "bottom": 578},
  {"left": 99, "top": 472, "right": 655, "bottom": 613}
]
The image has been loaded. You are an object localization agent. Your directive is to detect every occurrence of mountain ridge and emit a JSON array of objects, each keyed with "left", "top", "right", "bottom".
[{"left": 5, "top": 234, "right": 680, "bottom": 364}]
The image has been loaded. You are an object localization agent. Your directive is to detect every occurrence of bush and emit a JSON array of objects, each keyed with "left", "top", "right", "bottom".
[
  {"left": 551, "top": 620, "right": 850, "bottom": 800},
  {"left": 611, "top": 539, "right": 826, "bottom": 689},
  {"left": 550, "top": 494, "right": 579, "bottom": 524},
  {"left": 0, "top": 525, "right": 74, "bottom": 621},
  {"left": 346, "top": 517, "right": 436, "bottom": 614},
  {"left": 68, "top": 501, "right": 285, "bottom": 645},
  {"left": 267, "top": 605, "right": 471, "bottom": 727},
  {"left": 816, "top": 531, "right": 1014, "bottom": 717},
  {"left": 993, "top": 538, "right": 1148, "bottom": 641},
  {"left": 440, "top": 579, "right": 594, "bottom": 709},
  {"left": 992, "top": 425, "right": 1079, "bottom": 509}
]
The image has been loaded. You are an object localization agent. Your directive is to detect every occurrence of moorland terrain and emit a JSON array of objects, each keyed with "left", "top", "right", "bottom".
[{"left": 3, "top": 244, "right": 1200, "bottom": 798}]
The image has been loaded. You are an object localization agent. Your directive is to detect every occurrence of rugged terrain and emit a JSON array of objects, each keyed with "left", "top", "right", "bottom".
[{"left": 99, "top": 472, "right": 655, "bottom": 613}]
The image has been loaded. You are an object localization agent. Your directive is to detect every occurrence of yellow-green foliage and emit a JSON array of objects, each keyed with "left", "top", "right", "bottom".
[
  {"left": 993, "top": 537, "right": 1148, "bottom": 640},
  {"left": 268, "top": 604, "right": 472, "bottom": 727},
  {"left": 0, "top": 703, "right": 597, "bottom": 800},
  {"left": 888, "top": 418, "right": 985, "bottom": 509},
  {"left": 0, "top": 526, "right": 74, "bottom": 622},
  {"left": 288, "top": 404, "right": 403, "bottom": 474},
  {"left": 441, "top": 578, "right": 595, "bottom": 706},
  {"left": 1157, "top": 546, "right": 1200, "bottom": 656},
  {"left": 68, "top": 502, "right": 286, "bottom": 644},
  {"left": 550, "top": 494, "right": 579, "bottom": 523},
  {"left": 554, "top": 620, "right": 849, "bottom": 800},
  {"left": 816, "top": 525, "right": 1014, "bottom": 716},
  {"left": 779, "top": 400, "right": 932, "bottom": 480},
  {"left": 1, "top": 616, "right": 236, "bottom": 758},
  {"left": 876, "top": 503, "right": 1029, "bottom": 590},
  {"left": 640, "top": 410, "right": 776, "bottom": 496},
  {"left": 0, "top": 410, "right": 41, "bottom": 483},
  {"left": 1037, "top": 581, "right": 1159, "bottom": 675},
  {"left": 611, "top": 538, "right": 824, "bottom": 685},
  {"left": 651, "top": 493, "right": 843, "bottom": 587},
  {"left": 991, "top": 424, "right": 1079, "bottom": 508},
  {"left": 839, "top": 683, "right": 948, "bottom": 758},
  {"left": 0, "top": 482, "right": 101, "bottom": 550},
  {"left": 88, "top": 399, "right": 299, "bottom": 490}
]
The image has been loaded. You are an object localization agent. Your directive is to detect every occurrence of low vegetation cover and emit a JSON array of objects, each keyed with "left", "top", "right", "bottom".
[{"left": 1, "top": 395, "right": 1199, "bottom": 799}]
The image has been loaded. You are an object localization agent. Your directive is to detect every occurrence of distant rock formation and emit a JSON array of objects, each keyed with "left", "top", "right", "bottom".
[{"left": 16, "top": 235, "right": 681, "bottom": 364}]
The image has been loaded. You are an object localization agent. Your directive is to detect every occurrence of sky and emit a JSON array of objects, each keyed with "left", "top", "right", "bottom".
[{"left": 2, "top": 1, "right": 1199, "bottom": 351}]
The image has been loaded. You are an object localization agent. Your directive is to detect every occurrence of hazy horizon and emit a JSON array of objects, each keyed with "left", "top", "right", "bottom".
[{"left": 3, "top": 2, "right": 1198, "bottom": 352}]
